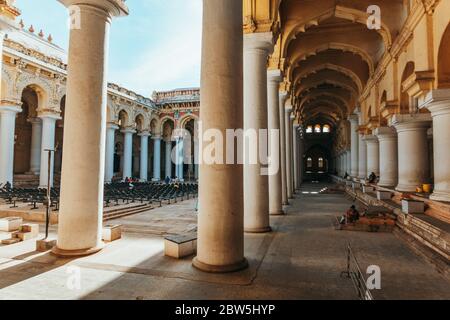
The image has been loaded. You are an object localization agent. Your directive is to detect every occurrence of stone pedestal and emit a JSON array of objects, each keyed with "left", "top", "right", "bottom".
[
  {"left": 377, "top": 191, "right": 392, "bottom": 200},
  {"left": 36, "top": 239, "right": 57, "bottom": 252},
  {"left": 401, "top": 199, "right": 425, "bottom": 214},
  {"left": 102, "top": 224, "right": 122, "bottom": 242},
  {"left": 362, "top": 185, "right": 374, "bottom": 193},
  {"left": 0, "top": 217, "right": 22, "bottom": 232}
]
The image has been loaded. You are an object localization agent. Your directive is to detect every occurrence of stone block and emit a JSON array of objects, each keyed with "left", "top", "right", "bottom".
[
  {"left": 102, "top": 224, "right": 122, "bottom": 242},
  {"left": 401, "top": 199, "right": 425, "bottom": 214},
  {"left": 362, "top": 185, "right": 374, "bottom": 193},
  {"left": 36, "top": 239, "right": 57, "bottom": 252},
  {"left": 0, "top": 217, "right": 23, "bottom": 232},
  {"left": 377, "top": 191, "right": 392, "bottom": 200},
  {"left": 15, "top": 224, "right": 39, "bottom": 241},
  {"left": 1, "top": 238, "right": 21, "bottom": 245},
  {"left": 164, "top": 234, "right": 197, "bottom": 259}
]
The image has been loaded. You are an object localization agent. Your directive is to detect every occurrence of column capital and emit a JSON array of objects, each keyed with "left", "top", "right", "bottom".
[
  {"left": 373, "top": 127, "right": 396, "bottom": 140},
  {"left": 267, "top": 69, "right": 283, "bottom": 83},
  {"left": 138, "top": 130, "right": 151, "bottom": 137},
  {"left": 121, "top": 127, "right": 136, "bottom": 134},
  {"left": 419, "top": 89, "right": 450, "bottom": 116},
  {"left": 391, "top": 113, "right": 431, "bottom": 131},
  {"left": 106, "top": 122, "right": 119, "bottom": 130},
  {"left": 348, "top": 114, "right": 359, "bottom": 123},
  {"left": 0, "top": 104, "right": 21, "bottom": 114},
  {"left": 58, "top": 0, "right": 129, "bottom": 17},
  {"left": 244, "top": 32, "right": 274, "bottom": 54},
  {"left": 37, "top": 111, "right": 61, "bottom": 121},
  {"left": 152, "top": 135, "right": 162, "bottom": 140},
  {"left": 362, "top": 134, "right": 378, "bottom": 144},
  {"left": 27, "top": 117, "right": 42, "bottom": 125}
]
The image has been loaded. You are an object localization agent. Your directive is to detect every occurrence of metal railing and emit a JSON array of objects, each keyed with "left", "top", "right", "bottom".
[{"left": 340, "top": 243, "right": 374, "bottom": 300}]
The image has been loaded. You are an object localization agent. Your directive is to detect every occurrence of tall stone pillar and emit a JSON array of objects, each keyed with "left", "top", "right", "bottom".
[
  {"left": 420, "top": 89, "right": 450, "bottom": 201},
  {"left": 279, "top": 92, "right": 288, "bottom": 205},
  {"left": 392, "top": 114, "right": 431, "bottom": 192},
  {"left": 53, "top": 0, "right": 128, "bottom": 257},
  {"left": 364, "top": 135, "right": 379, "bottom": 177},
  {"left": 243, "top": 32, "right": 273, "bottom": 233},
  {"left": 358, "top": 133, "right": 367, "bottom": 180},
  {"left": 152, "top": 136, "right": 161, "bottom": 181},
  {"left": 193, "top": 0, "right": 247, "bottom": 273},
  {"left": 175, "top": 137, "right": 184, "bottom": 181},
  {"left": 267, "top": 70, "right": 283, "bottom": 215},
  {"left": 104, "top": 123, "right": 118, "bottom": 183},
  {"left": 122, "top": 128, "right": 134, "bottom": 180},
  {"left": 164, "top": 139, "right": 172, "bottom": 179},
  {"left": 139, "top": 131, "right": 150, "bottom": 181},
  {"left": 349, "top": 115, "right": 359, "bottom": 177},
  {"left": 285, "top": 107, "right": 293, "bottom": 198},
  {"left": 298, "top": 133, "right": 304, "bottom": 186},
  {"left": 0, "top": 105, "right": 21, "bottom": 186},
  {"left": 290, "top": 115, "right": 295, "bottom": 192},
  {"left": 39, "top": 114, "right": 59, "bottom": 188},
  {"left": 28, "top": 118, "right": 42, "bottom": 174},
  {"left": 293, "top": 124, "right": 299, "bottom": 190},
  {"left": 374, "top": 127, "right": 397, "bottom": 187}
]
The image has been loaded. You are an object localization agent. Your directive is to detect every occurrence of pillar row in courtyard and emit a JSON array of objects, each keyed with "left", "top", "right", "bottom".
[
  {"left": 374, "top": 127, "right": 398, "bottom": 187},
  {"left": 139, "top": 131, "right": 150, "bottom": 181},
  {"left": 279, "top": 92, "right": 288, "bottom": 205},
  {"left": 392, "top": 114, "right": 431, "bottom": 192},
  {"left": 164, "top": 138, "right": 172, "bottom": 179},
  {"left": 285, "top": 106, "right": 293, "bottom": 198},
  {"left": 243, "top": 31, "right": 273, "bottom": 233},
  {"left": 153, "top": 135, "right": 162, "bottom": 181},
  {"left": 121, "top": 128, "right": 135, "bottom": 180},
  {"left": 53, "top": 0, "right": 128, "bottom": 257},
  {"left": 293, "top": 124, "right": 300, "bottom": 190},
  {"left": 193, "top": 0, "right": 247, "bottom": 273},
  {"left": 420, "top": 89, "right": 450, "bottom": 202},
  {"left": 28, "top": 118, "right": 42, "bottom": 174},
  {"left": 358, "top": 132, "right": 367, "bottom": 180},
  {"left": 364, "top": 134, "right": 379, "bottom": 177},
  {"left": 38, "top": 113, "right": 60, "bottom": 188},
  {"left": 349, "top": 114, "right": 359, "bottom": 177},
  {"left": 105, "top": 123, "right": 118, "bottom": 183},
  {"left": 267, "top": 70, "right": 283, "bottom": 215}
]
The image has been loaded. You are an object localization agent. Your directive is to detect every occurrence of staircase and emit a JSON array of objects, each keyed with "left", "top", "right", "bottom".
[
  {"left": 13, "top": 174, "right": 39, "bottom": 187},
  {"left": 103, "top": 202, "right": 154, "bottom": 221}
]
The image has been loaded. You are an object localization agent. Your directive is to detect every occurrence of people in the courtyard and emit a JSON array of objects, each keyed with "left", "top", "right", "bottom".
[{"left": 368, "top": 172, "right": 377, "bottom": 184}]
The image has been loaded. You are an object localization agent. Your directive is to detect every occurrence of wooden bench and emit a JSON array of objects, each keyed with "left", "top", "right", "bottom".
[{"left": 164, "top": 234, "right": 197, "bottom": 259}]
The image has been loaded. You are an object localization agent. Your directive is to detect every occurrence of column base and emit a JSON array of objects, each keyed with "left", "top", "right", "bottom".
[
  {"left": 378, "top": 180, "right": 397, "bottom": 188},
  {"left": 282, "top": 201, "right": 289, "bottom": 206},
  {"left": 51, "top": 243, "right": 105, "bottom": 258},
  {"left": 244, "top": 226, "right": 272, "bottom": 233},
  {"left": 151, "top": 178, "right": 160, "bottom": 182},
  {"left": 270, "top": 210, "right": 284, "bottom": 216},
  {"left": 192, "top": 257, "right": 248, "bottom": 273},
  {"left": 396, "top": 183, "right": 419, "bottom": 193},
  {"left": 430, "top": 191, "right": 450, "bottom": 203}
]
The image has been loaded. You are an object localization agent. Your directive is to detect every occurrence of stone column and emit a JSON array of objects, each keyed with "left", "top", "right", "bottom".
[
  {"left": 53, "top": 0, "right": 128, "bottom": 257},
  {"left": 279, "top": 92, "right": 288, "bottom": 205},
  {"left": 121, "top": 128, "right": 134, "bottom": 180},
  {"left": 293, "top": 124, "right": 299, "bottom": 190},
  {"left": 193, "top": 0, "right": 247, "bottom": 273},
  {"left": 358, "top": 133, "right": 367, "bottom": 180},
  {"left": 267, "top": 70, "right": 283, "bottom": 215},
  {"left": 349, "top": 115, "right": 359, "bottom": 177},
  {"left": 139, "top": 131, "right": 150, "bottom": 181},
  {"left": 152, "top": 135, "right": 162, "bottom": 181},
  {"left": 164, "top": 139, "right": 172, "bottom": 179},
  {"left": 38, "top": 114, "right": 59, "bottom": 188},
  {"left": 374, "top": 127, "right": 397, "bottom": 187},
  {"left": 364, "top": 135, "right": 379, "bottom": 177},
  {"left": 243, "top": 32, "right": 273, "bottom": 233},
  {"left": 105, "top": 123, "right": 118, "bottom": 183},
  {"left": 28, "top": 118, "right": 42, "bottom": 174},
  {"left": 420, "top": 89, "right": 450, "bottom": 201},
  {"left": 0, "top": 105, "right": 21, "bottom": 186},
  {"left": 392, "top": 114, "right": 431, "bottom": 192},
  {"left": 285, "top": 107, "right": 293, "bottom": 198},
  {"left": 290, "top": 115, "right": 295, "bottom": 192},
  {"left": 194, "top": 138, "right": 199, "bottom": 180},
  {"left": 175, "top": 137, "right": 184, "bottom": 181},
  {"left": 298, "top": 133, "right": 304, "bottom": 186}
]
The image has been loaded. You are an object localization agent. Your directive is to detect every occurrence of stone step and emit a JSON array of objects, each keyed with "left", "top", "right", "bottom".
[{"left": 103, "top": 205, "right": 154, "bottom": 221}]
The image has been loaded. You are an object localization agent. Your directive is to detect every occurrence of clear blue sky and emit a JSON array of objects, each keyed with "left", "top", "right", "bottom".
[{"left": 16, "top": 0, "right": 202, "bottom": 96}]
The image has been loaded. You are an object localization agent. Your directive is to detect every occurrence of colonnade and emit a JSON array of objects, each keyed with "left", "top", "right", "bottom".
[{"left": 338, "top": 95, "right": 450, "bottom": 202}]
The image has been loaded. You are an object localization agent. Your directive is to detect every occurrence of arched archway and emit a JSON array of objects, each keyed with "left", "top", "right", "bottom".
[
  {"left": 400, "top": 61, "right": 415, "bottom": 113},
  {"left": 438, "top": 23, "right": 450, "bottom": 88}
]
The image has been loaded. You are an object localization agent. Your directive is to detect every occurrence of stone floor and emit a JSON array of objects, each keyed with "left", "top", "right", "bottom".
[{"left": 0, "top": 182, "right": 449, "bottom": 300}]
